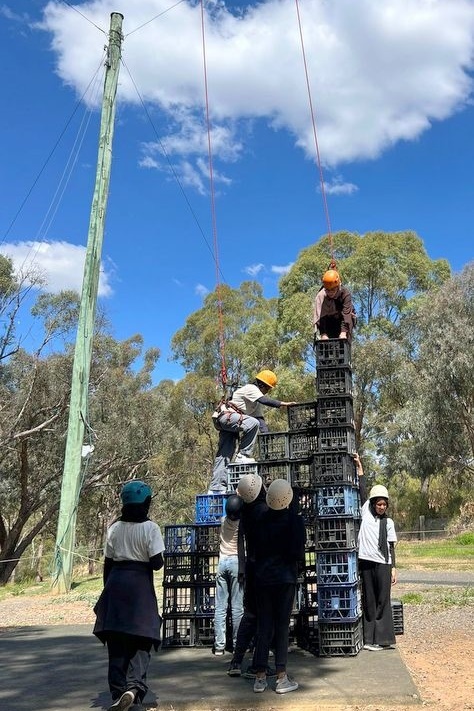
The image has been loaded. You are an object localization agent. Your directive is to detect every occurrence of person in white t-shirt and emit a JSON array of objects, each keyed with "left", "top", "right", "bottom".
[
  {"left": 354, "top": 453, "right": 397, "bottom": 651},
  {"left": 93, "top": 480, "right": 165, "bottom": 711},
  {"left": 208, "top": 370, "right": 296, "bottom": 493}
]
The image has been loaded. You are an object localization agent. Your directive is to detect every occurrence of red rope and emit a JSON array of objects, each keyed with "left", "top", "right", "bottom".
[
  {"left": 200, "top": 0, "right": 227, "bottom": 388},
  {"left": 294, "top": 0, "right": 334, "bottom": 264}
]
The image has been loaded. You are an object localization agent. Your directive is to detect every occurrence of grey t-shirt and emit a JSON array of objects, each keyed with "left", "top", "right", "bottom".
[{"left": 229, "top": 383, "right": 265, "bottom": 418}]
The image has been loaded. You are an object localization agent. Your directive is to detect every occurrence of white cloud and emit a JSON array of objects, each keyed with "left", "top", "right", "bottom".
[
  {"left": 244, "top": 263, "right": 265, "bottom": 277},
  {"left": 271, "top": 263, "right": 294, "bottom": 276},
  {"left": 195, "top": 283, "right": 210, "bottom": 297},
  {"left": 0, "top": 241, "right": 113, "bottom": 297},
  {"left": 322, "top": 177, "right": 359, "bottom": 196},
  {"left": 40, "top": 0, "right": 474, "bottom": 176}
]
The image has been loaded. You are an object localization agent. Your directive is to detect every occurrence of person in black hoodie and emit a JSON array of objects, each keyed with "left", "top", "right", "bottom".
[
  {"left": 252, "top": 479, "right": 305, "bottom": 695},
  {"left": 93, "top": 480, "right": 165, "bottom": 711}
]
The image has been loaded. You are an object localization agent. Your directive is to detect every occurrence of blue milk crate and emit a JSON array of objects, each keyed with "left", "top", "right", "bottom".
[
  {"left": 314, "top": 339, "right": 352, "bottom": 367},
  {"left": 195, "top": 494, "right": 227, "bottom": 524},
  {"left": 316, "top": 485, "right": 360, "bottom": 517},
  {"left": 316, "top": 550, "right": 359, "bottom": 585},
  {"left": 311, "top": 451, "right": 358, "bottom": 486},
  {"left": 193, "top": 583, "right": 216, "bottom": 614},
  {"left": 290, "top": 458, "right": 313, "bottom": 488},
  {"left": 318, "top": 618, "right": 363, "bottom": 656},
  {"left": 289, "top": 429, "right": 318, "bottom": 459},
  {"left": 164, "top": 525, "right": 195, "bottom": 553},
  {"left": 317, "top": 582, "right": 361, "bottom": 621},
  {"left": 258, "top": 460, "right": 290, "bottom": 485},
  {"left": 257, "top": 431, "right": 289, "bottom": 460},
  {"left": 318, "top": 425, "right": 356, "bottom": 453},
  {"left": 316, "top": 366, "right": 353, "bottom": 396},
  {"left": 226, "top": 462, "right": 259, "bottom": 490},
  {"left": 317, "top": 395, "right": 354, "bottom": 427},
  {"left": 194, "top": 524, "right": 221, "bottom": 553},
  {"left": 287, "top": 401, "right": 318, "bottom": 431},
  {"left": 315, "top": 517, "right": 358, "bottom": 550}
]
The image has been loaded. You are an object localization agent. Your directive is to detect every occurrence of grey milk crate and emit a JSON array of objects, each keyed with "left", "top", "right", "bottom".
[
  {"left": 162, "top": 616, "right": 193, "bottom": 647},
  {"left": 227, "top": 462, "right": 259, "bottom": 490},
  {"left": 289, "top": 458, "right": 314, "bottom": 488},
  {"left": 311, "top": 451, "right": 358, "bottom": 486},
  {"left": 392, "top": 598, "right": 404, "bottom": 635},
  {"left": 317, "top": 425, "right": 356, "bottom": 453},
  {"left": 317, "top": 395, "right": 355, "bottom": 427},
  {"left": 258, "top": 460, "right": 291, "bottom": 485},
  {"left": 314, "top": 338, "right": 352, "bottom": 368},
  {"left": 257, "top": 431, "right": 289, "bottom": 460},
  {"left": 316, "top": 366, "right": 353, "bottom": 396},
  {"left": 287, "top": 401, "right": 318, "bottom": 431},
  {"left": 318, "top": 618, "right": 363, "bottom": 656},
  {"left": 289, "top": 429, "right": 318, "bottom": 459},
  {"left": 315, "top": 517, "right": 358, "bottom": 550}
]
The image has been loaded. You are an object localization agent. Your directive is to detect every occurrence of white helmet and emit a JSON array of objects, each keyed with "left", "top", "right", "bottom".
[
  {"left": 237, "top": 473, "right": 263, "bottom": 503},
  {"left": 369, "top": 484, "right": 389, "bottom": 501},
  {"left": 266, "top": 479, "right": 293, "bottom": 510}
]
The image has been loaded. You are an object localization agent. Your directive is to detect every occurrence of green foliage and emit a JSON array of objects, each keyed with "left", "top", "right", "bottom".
[
  {"left": 455, "top": 532, "right": 474, "bottom": 545},
  {"left": 400, "top": 592, "right": 424, "bottom": 604}
]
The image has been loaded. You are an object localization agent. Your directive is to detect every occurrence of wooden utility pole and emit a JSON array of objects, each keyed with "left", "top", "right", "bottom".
[{"left": 51, "top": 12, "right": 124, "bottom": 593}]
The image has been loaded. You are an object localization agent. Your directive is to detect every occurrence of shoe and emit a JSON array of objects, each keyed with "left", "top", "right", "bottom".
[
  {"left": 243, "top": 665, "right": 276, "bottom": 678},
  {"left": 227, "top": 661, "right": 241, "bottom": 676},
  {"left": 275, "top": 674, "right": 299, "bottom": 694},
  {"left": 213, "top": 647, "right": 225, "bottom": 656},
  {"left": 108, "top": 690, "right": 135, "bottom": 711},
  {"left": 234, "top": 453, "right": 256, "bottom": 463},
  {"left": 363, "top": 643, "right": 383, "bottom": 651},
  {"left": 253, "top": 676, "right": 267, "bottom": 693}
]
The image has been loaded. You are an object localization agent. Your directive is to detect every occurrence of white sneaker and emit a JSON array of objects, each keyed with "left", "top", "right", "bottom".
[
  {"left": 234, "top": 453, "right": 256, "bottom": 463},
  {"left": 363, "top": 644, "right": 383, "bottom": 651},
  {"left": 108, "top": 690, "right": 135, "bottom": 711}
]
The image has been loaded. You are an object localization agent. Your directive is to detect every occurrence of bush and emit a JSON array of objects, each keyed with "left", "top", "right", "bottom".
[
  {"left": 447, "top": 502, "right": 474, "bottom": 536},
  {"left": 454, "top": 531, "right": 474, "bottom": 545}
]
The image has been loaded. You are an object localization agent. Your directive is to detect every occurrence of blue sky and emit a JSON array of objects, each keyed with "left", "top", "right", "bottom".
[{"left": 1, "top": 0, "right": 473, "bottom": 383}]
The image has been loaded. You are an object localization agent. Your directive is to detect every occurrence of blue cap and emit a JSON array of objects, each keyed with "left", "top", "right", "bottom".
[{"left": 121, "top": 480, "right": 152, "bottom": 505}]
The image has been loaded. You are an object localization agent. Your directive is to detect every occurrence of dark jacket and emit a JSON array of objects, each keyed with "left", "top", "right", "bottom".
[{"left": 254, "top": 508, "right": 306, "bottom": 586}]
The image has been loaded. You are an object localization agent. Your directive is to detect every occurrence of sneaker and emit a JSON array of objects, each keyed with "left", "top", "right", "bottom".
[
  {"left": 227, "top": 661, "right": 241, "bottom": 677},
  {"left": 108, "top": 690, "right": 135, "bottom": 711},
  {"left": 253, "top": 676, "right": 267, "bottom": 693},
  {"left": 275, "top": 674, "right": 298, "bottom": 694},
  {"left": 363, "top": 643, "right": 383, "bottom": 651},
  {"left": 213, "top": 647, "right": 225, "bottom": 656},
  {"left": 243, "top": 665, "right": 276, "bottom": 679},
  {"left": 234, "top": 453, "right": 256, "bottom": 463}
]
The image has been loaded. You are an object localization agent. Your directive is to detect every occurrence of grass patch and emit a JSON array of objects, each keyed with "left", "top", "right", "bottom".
[
  {"left": 400, "top": 585, "right": 474, "bottom": 609},
  {"left": 397, "top": 537, "right": 474, "bottom": 570}
]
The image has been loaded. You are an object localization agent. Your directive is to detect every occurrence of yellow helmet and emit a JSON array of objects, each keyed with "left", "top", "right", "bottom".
[
  {"left": 322, "top": 269, "right": 341, "bottom": 289},
  {"left": 255, "top": 369, "right": 277, "bottom": 388}
]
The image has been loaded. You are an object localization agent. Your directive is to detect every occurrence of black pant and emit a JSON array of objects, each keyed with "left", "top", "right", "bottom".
[
  {"left": 106, "top": 632, "right": 153, "bottom": 702},
  {"left": 232, "top": 563, "right": 258, "bottom": 664},
  {"left": 359, "top": 559, "right": 395, "bottom": 646},
  {"left": 254, "top": 583, "right": 295, "bottom": 674}
]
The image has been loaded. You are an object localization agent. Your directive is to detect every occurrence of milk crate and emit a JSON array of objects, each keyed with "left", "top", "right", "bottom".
[
  {"left": 195, "top": 494, "right": 227, "bottom": 524},
  {"left": 163, "top": 553, "right": 194, "bottom": 584},
  {"left": 227, "top": 462, "right": 259, "bottom": 490},
  {"left": 194, "top": 525, "right": 220, "bottom": 553},
  {"left": 287, "top": 401, "right": 318, "bottom": 431},
  {"left": 289, "top": 429, "right": 318, "bottom": 459},
  {"left": 392, "top": 599, "right": 404, "bottom": 635},
  {"left": 258, "top": 460, "right": 290, "bottom": 485},
  {"left": 312, "top": 451, "right": 358, "bottom": 485},
  {"left": 318, "top": 425, "right": 356, "bottom": 453},
  {"left": 314, "top": 339, "right": 352, "bottom": 368},
  {"left": 193, "top": 615, "right": 215, "bottom": 646},
  {"left": 316, "top": 550, "right": 359, "bottom": 585},
  {"left": 316, "top": 366, "right": 353, "bottom": 396},
  {"left": 164, "top": 525, "right": 195, "bottom": 554},
  {"left": 303, "top": 548, "right": 317, "bottom": 579},
  {"left": 290, "top": 459, "right": 314, "bottom": 488},
  {"left": 305, "top": 524, "right": 317, "bottom": 550},
  {"left": 316, "top": 485, "right": 360, "bottom": 517},
  {"left": 194, "top": 583, "right": 216, "bottom": 614},
  {"left": 295, "top": 488, "right": 318, "bottom": 523},
  {"left": 296, "top": 613, "right": 319, "bottom": 655},
  {"left": 318, "top": 582, "right": 361, "bottom": 621},
  {"left": 162, "top": 616, "right": 193, "bottom": 647},
  {"left": 315, "top": 517, "right": 358, "bottom": 550},
  {"left": 317, "top": 395, "right": 354, "bottom": 427},
  {"left": 300, "top": 580, "right": 318, "bottom": 611},
  {"left": 193, "top": 554, "right": 219, "bottom": 582},
  {"left": 257, "top": 431, "right": 289, "bottom": 460},
  {"left": 318, "top": 618, "right": 363, "bottom": 656},
  {"left": 163, "top": 584, "right": 193, "bottom": 614}
]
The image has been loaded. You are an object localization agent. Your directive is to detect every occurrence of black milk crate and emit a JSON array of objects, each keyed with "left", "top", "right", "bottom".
[
  {"left": 316, "top": 366, "right": 353, "bottom": 396},
  {"left": 227, "top": 462, "right": 259, "bottom": 490},
  {"left": 289, "top": 429, "right": 318, "bottom": 459},
  {"left": 163, "top": 584, "right": 193, "bottom": 614},
  {"left": 161, "top": 615, "right": 193, "bottom": 647},
  {"left": 311, "top": 451, "right": 358, "bottom": 486},
  {"left": 192, "top": 615, "right": 215, "bottom": 646},
  {"left": 195, "top": 494, "right": 227, "bottom": 524},
  {"left": 290, "top": 458, "right": 314, "bottom": 488},
  {"left": 316, "top": 550, "right": 358, "bottom": 585},
  {"left": 303, "top": 548, "right": 317, "bottom": 579},
  {"left": 300, "top": 579, "right": 318, "bottom": 611},
  {"left": 257, "top": 431, "right": 289, "bottom": 461},
  {"left": 164, "top": 525, "right": 195, "bottom": 553},
  {"left": 193, "top": 553, "right": 219, "bottom": 582},
  {"left": 317, "top": 395, "right": 354, "bottom": 427},
  {"left": 316, "top": 485, "right": 360, "bottom": 517},
  {"left": 304, "top": 524, "right": 317, "bottom": 550},
  {"left": 258, "top": 460, "right": 290, "bottom": 485},
  {"left": 296, "top": 613, "right": 319, "bottom": 655},
  {"left": 194, "top": 524, "right": 220, "bottom": 553},
  {"left": 193, "top": 583, "right": 216, "bottom": 614},
  {"left": 318, "top": 582, "right": 361, "bottom": 621},
  {"left": 318, "top": 425, "right": 356, "bottom": 453},
  {"left": 314, "top": 338, "right": 352, "bottom": 367},
  {"left": 315, "top": 517, "right": 358, "bottom": 550},
  {"left": 293, "top": 579, "right": 306, "bottom": 613},
  {"left": 163, "top": 553, "right": 194, "bottom": 584},
  {"left": 295, "top": 488, "right": 318, "bottom": 523},
  {"left": 318, "top": 618, "right": 363, "bottom": 656},
  {"left": 287, "top": 401, "right": 318, "bottom": 431},
  {"left": 392, "top": 599, "right": 404, "bottom": 635}
]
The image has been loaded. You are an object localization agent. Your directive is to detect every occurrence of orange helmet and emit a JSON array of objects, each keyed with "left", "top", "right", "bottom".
[
  {"left": 255, "top": 369, "right": 277, "bottom": 388},
  {"left": 322, "top": 269, "right": 341, "bottom": 289}
]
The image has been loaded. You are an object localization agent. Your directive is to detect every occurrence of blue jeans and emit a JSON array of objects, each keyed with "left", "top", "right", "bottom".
[
  {"left": 208, "top": 412, "right": 260, "bottom": 492},
  {"left": 214, "top": 555, "right": 244, "bottom": 651}
]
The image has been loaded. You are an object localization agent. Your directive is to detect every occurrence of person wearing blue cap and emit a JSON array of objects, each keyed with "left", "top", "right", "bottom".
[{"left": 93, "top": 480, "right": 165, "bottom": 711}]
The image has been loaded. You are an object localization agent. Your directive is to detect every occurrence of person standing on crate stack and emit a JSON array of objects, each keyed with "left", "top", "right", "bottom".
[
  {"left": 213, "top": 494, "right": 245, "bottom": 656},
  {"left": 354, "top": 453, "right": 398, "bottom": 651},
  {"left": 208, "top": 370, "right": 296, "bottom": 494},
  {"left": 313, "top": 263, "right": 356, "bottom": 342},
  {"left": 93, "top": 480, "right": 165, "bottom": 711}
]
